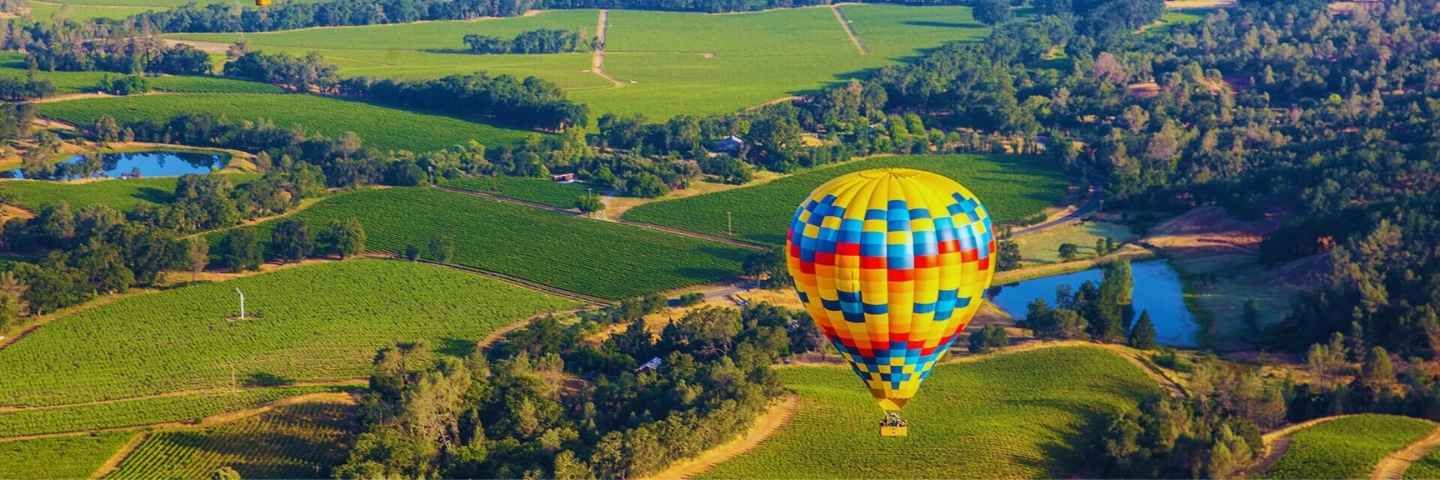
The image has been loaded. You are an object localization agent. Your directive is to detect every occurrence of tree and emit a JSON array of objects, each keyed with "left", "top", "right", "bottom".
[
  {"left": 320, "top": 218, "right": 366, "bottom": 258},
  {"left": 1129, "top": 310, "right": 1158, "bottom": 350},
  {"left": 427, "top": 234, "right": 455, "bottom": 263},
  {"left": 1243, "top": 300, "right": 1261, "bottom": 335},
  {"left": 404, "top": 244, "right": 421, "bottom": 261},
  {"left": 968, "top": 324, "right": 1008, "bottom": 354},
  {"left": 1058, "top": 243, "right": 1080, "bottom": 261},
  {"left": 1361, "top": 346, "right": 1394, "bottom": 389},
  {"left": 974, "top": 0, "right": 1012, "bottom": 25},
  {"left": 1095, "top": 238, "right": 1106, "bottom": 258},
  {"left": 218, "top": 228, "right": 262, "bottom": 272},
  {"left": 269, "top": 218, "right": 313, "bottom": 262},
  {"left": 743, "top": 248, "right": 792, "bottom": 289},
  {"left": 209, "top": 466, "right": 241, "bottom": 480},
  {"left": 185, "top": 237, "right": 209, "bottom": 282},
  {"left": 997, "top": 238, "right": 1021, "bottom": 271},
  {"left": 575, "top": 191, "right": 605, "bottom": 214}
]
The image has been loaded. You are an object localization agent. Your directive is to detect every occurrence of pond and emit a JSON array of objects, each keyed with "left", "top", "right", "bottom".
[
  {"left": 6, "top": 151, "right": 228, "bottom": 180},
  {"left": 986, "top": 260, "right": 1199, "bottom": 347}
]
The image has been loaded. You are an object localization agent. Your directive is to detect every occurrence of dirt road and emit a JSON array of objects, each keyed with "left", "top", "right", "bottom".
[
  {"left": 830, "top": 5, "right": 868, "bottom": 55},
  {"left": 591, "top": 10, "right": 622, "bottom": 86},
  {"left": 1373, "top": 425, "right": 1440, "bottom": 480}
]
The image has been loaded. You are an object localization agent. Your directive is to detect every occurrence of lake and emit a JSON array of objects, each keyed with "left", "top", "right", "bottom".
[
  {"left": 986, "top": 260, "right": 1199, "bottom": 347},
  {"left": 7, "top": 151, "right": 227, "bottom": 180}
]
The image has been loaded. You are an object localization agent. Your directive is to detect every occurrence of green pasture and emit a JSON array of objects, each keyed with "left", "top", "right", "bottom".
[
  {"left": 0, "top": 53, "right": 282, "bottom": 94},
  {"left": 1014, "top": 220, "right": 1134, "bottom": 264},
  {"left": 1406, "top": 446, "right": 1440, "bottom": 479},
  {"left": 0, "top": 432, "right": 133, "bottom": 479},
  {"left": 1266, "top": 414, "right": 1435, "bottom": 480},
  {"left": 0, "top": 259, "right": 575, "bottom": 407},
  {"left": 36, "top": 93, "right": 535, "bottom": 152},
  {"left": 166, "top": 5, "right": 996, "bottom": 119},
  {"left": 242, "top": 187, "right": 748, "bottom": 299},
  {"left": 110, "top": 400, "right": 355, "bottom": 479},
  {"left": 25, "top": 1, "right": 156, "bottom": 20},
  {"left": 0, "top": 173, "right": 259, "bottom": 212},
  {"left": 442, "top": 175, "right": 591, "bottom": 209},
  {"left": 705, "top": 346, "right": 1157, "bottom": 478},
  {"left": 623, "top": 154, "right": 1067, "bottom": 246},
  {"left": 0, "top": 386, "right": 342, "bottom": 438}
]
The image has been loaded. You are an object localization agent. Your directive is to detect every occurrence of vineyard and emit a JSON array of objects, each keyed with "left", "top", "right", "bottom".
[
  {"left": 0, "top": 259, "right": 575, "bottom": 407},
  {"left": 0, "top": 173, "right": 259, "bottom": 212},
  {"left": 624, "top": 154, "right": 1067, "bottom": 246},
  {"left": 1265, "top": 414, "right": 1435, "bottom": 479},
  {"left": 0, "top": 431, "right": 133, "bottom": 479},
  {"left": 245, "top": 187, "right": 749, "bottom": 299},
  {"left": 704, "top": 346, "right": 1157, "bottom": 478},
  {"left": 37, "top": 93, "right": 534, "bottom": 153},
  {"left": 108, "top": 399, "right": 357, "bottom": 479},
  {"left": 442, "top": 175, "right": 591, "bottom": 209},
  {"left": 0, "top": 385, "right": 345, "bottom": 438},
  {"left": 1405, "top": 446, "right": 1440, "bottom": 479},
  {"left": 0, "top": 53, "right": 284, "bottom": 96}
]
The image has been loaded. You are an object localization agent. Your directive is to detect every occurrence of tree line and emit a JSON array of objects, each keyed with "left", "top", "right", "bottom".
[{"left": 463, "top": 29, "right": 584, "bottom": 55}]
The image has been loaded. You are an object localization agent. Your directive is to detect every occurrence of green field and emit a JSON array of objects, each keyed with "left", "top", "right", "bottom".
[
  {"left": 0, "top": 173, "right": 259, "bottom": 212},
  {"left": 26, "top": 1, "right": 157, "bottom": 20},
  {"left": 1406, "top": 446, "right": 1440, "bottom": 479},
  {"left": 0, "top": 386, "right": 343, "bottom": 438},
  {"left": 623, "top": 154, "right": 1067, "bottom": 246},
  {"left": 0, "top": 54, "right": 282, "bottom": 95},
  {"left": 36, "top": 93, "right": 535, "bottom": 152},
  {"left": 169, "top": 5, "right": 995, "bottom": 119},
  {"left": 1267, "top": 414, "right": 1435, "bottom": 480},
  {"left": 244, "top": 187, "right": 748, "bottom": 299},
  {"left": 442, "top": 175, "right": 591, "bottom": 209},
  {"left": 0, "top": 431, "right": 132, "bottom": 479},
  {"left": 0, "top": 259, "right": 575, "bottom": 407},
  {"left": 705, "top": 346, "right": 1157, "bottom": 478},
  {"left": 109, "top": 400, "right": 356, "bottom": 479},
  {"left": 1015, "top": 220, "right": 1134, "bottom": 264}
]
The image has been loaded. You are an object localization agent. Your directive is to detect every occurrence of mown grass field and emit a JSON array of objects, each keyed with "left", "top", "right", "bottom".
[
  {"left": 36, "top": 93, "right": 534, "bottom": 152},
  {"left": 245, "top": 187, "right": 748, "bottom": 299},
  {"left": 168, "top": 5, "right": 996, "bottom": 119},
  {"left": 0, "top": 259, "right": 575, "bottom": 407},
  {"left": 442, "top": 175, "right": 591, "bottom": 209},
  {"left": 0, "top": 173, "right": 259, "bottom": 212},
  {"left": 0, "top": 386, "right": 343, "bottom": 438},
  {"left": 1266, "top": 414, "right": 1435, "bottom": 480},
  {"left": 623, "top": 154, "right": 1067, "bottom": 246},
  {"left": 0, "top": 431, "right": 133, "bottom": 479},
  {"left": 0, "top": 53, "right": 282, "bottom": 94},
  {"left": 1015, "top": 220, "right": 1134, "bottom": 264},
  {"left": 705, "top": 346, "right": 1157, "bottom": 478},
  {"left": 109, "top": 400, "right": 356, "bottom": 479}
]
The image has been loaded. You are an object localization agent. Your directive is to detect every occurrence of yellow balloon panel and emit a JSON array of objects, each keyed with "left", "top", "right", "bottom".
[{"left": 785, "top": 168, "right": 996, "bottom": 411}]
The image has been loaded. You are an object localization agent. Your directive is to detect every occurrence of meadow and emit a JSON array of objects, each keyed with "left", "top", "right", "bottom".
[
  {"left": 0, "top": 54, "right": 283, "bottom": 95},
  {"left": 166, "top": 5, "right": 996, "bottom": 119},
  {"left": 623, "top": 154, "right": 1067, "bottom": 246},
  {"left": 0, "top": 259, "right": 575, "bottom": 407},
  {"left": 246, "top": 187, "right": 749, "bottom": 299},
  {"left": 442, "top": 175, "right": 591, "bottom": 209},
  {"left": 0, "top": 173, "right": 259, "bottom": 212},
  {"left": 1014, "top": 220, "right": 1134, "bottom": 264},
  {"left": 704, "top": 346, "right": 1158, "bottom": 478},
  {"left": 36, "top": 93, "right": 535, "bottom": 152},
  {"left": 0, "top": 386, "right": 344, "bottom": 438},
  {"left": 109, "top": 400, "right": 356, "bottom": 479},
  {"left": 1265, "top": 414, "right": 1435, "bottom": 480},
  {"left": 1406, "top": 447, "right": 1440, "bottom": 479},
  {"left": 0, "top": 431, "right": 133, "bottom": 479}
]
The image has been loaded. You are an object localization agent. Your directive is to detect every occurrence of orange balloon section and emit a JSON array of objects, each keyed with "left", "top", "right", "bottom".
[{"left": 785, "top": 168, "right": 996, "bottom": 414}]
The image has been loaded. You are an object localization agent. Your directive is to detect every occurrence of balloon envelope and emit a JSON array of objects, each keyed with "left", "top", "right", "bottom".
[{"left": 785, "top": 168, "right": 996, "bottom": 411}]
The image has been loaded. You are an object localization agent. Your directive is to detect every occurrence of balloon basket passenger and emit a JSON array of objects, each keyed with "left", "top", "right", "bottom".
[{"left": 880, "top": 412, "right": 909, "bottom": 437}]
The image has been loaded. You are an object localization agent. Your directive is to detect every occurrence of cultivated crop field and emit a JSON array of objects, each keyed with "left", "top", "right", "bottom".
[
  {"left": 0, "top": 431, "right": 132, "bottom": 479},
  {"left": 36, "top": 93, "right": 534, "bottom": 152},
  {"left": 109, "top": 399, "right": 356, "bottom": 479},
  {"left": 624, "top": 154, "right": 1067, "bottom": 245},
  {"left": 1406, "top": 447, "right": 1440, "bottom": 479},
  {"left": 0, "top": 386, "right": 344, "bottom": 438},
  {"left": 167, "top": 5, "right": 995, "bottom": 119},
  {"left": 0, "top": 54, "right": 283, "bottom": 95},
  {"left": 0, "top": 259, "right": 575, "bottom": 407},
  {"left": 442, "top": 175, "right": 591, "bottom": 209},
  {"left": 1266, "top": 414, "right": 1435, "bottom": 479},
  {"left": 249, "top": 187, "right": 749, "bottom": 299},
  {"left": 705, "top": 346, "right": 1157, "bottom": 478},
  {"left": 0, "top": 173, "right": 259, "bottom": 212}
]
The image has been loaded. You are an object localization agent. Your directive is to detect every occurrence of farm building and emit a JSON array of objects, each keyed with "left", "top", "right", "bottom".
[
  {"left": 710, "top": 135, "right": 745, "bottom": 154},
  {"left": 551, "top": 173, "right": 577, "bottom": 183}
]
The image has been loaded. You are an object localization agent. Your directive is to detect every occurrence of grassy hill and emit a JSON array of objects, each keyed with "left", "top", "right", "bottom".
[
  {"left": 623, "top": 154, "right": 1067, "bottom": 246},
  {"left": 1266, "top": 414, "right": 1435, "bottom": 480},
  {"left": 36, "top": 93, "right": 535, "bottom": 152},
  {"left": 0, "top": 172, "right": 260, "bottom": 212},
  {"left": 704, "top": 346, "right": 1158, "bottom": 479},
  {"left": 0, "top": 431, "right": 134, "bottom": 480},
  {"left": 239, "top": 187, "right": 749, "bottom": 299},
  {"left": 0, "top": 54, "right": 282, "bottom": 95},
  {"left": 0, "top": 259, "right": 575, "bottom": 407}
]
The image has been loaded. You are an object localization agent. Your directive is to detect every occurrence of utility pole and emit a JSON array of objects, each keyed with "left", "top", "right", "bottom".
[{"left": 234, "top": 287, "right": 246, "bottom": 320}]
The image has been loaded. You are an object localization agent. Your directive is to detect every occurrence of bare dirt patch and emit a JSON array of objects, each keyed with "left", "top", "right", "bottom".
[
  {"left": 1165, "top": 0, "right": 1236, "bottom": 9},
  {"left": 641, "top": 396, "right": 799, "bottom": 480},
  {"left": 1145, "top": 205, "right": 1283, "bottom": 257},
  {"left": 161, "top": 38, "right": 233, "bottom": 55}
]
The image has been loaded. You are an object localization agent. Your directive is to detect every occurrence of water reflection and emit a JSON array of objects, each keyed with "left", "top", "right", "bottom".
[{"left": 986, "top": 260, "right": 1199, "bottom": 347}]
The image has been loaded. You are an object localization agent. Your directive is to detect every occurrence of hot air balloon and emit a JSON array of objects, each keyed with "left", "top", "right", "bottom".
[{"left": 785, "top": 168, "right": 996, "bottom": 437}]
